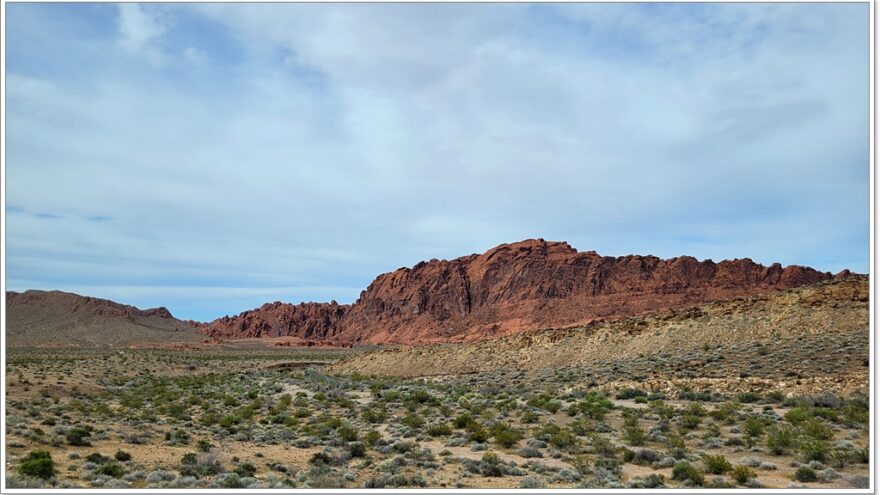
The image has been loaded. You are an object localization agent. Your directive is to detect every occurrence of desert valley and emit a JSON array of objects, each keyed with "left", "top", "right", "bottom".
[{"left": 4, "top": 239, "right": 870, "bottom": 489}]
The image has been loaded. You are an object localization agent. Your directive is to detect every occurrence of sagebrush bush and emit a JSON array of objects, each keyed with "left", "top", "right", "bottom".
[
  {"left": 794, "top": 466, "right": 818, "bottom": 482},
  {"left": 672, "top": 461, "right": 704, "bottom": 486},
  {"left": 702, "top": 454, "right": 732, "bottom": 474},
  {"left": 19, "top": 451, "right": 54, "bottom": 480}
]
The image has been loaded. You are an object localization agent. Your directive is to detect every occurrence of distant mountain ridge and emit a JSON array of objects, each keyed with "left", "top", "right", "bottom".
[
  {"left": 5, "top": 290, "right": 202, "bottom": 348},
  {"left": 202, "top": 238, "right": 845, "bottom": 344}
]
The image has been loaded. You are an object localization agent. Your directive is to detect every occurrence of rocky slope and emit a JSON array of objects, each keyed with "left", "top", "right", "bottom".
[
  {"left": 5, "top": 290, "right": 203, "bottom": 348},
  {"left": 330, "top": 276, "right": 869, "bottom": 396},
  {"left": 204, "top": 238, "right": 839, "bottom": 344}
]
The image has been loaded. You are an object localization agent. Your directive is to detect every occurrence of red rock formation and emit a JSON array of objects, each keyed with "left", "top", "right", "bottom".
[
  {"left": 206, "top": 301, "right": 348, "bottom": 339},
  {"left": 202, "top": 239, "right": 838, "bottom": 344}
]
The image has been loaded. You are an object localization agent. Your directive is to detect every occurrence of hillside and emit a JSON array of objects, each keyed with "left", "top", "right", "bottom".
[
  {"left": 5, "top": 290, "right": 203, "bottom": 348},
  {"left": 204, "top": 238, "right": 839, "bottom": 344},
  {"left": 329, "top": 276, "right": 869, "bottom": 396}
]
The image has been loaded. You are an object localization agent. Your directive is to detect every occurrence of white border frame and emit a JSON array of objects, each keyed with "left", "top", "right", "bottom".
[{"left": 0, "top": 0, "right": 875, "bottom": 493}]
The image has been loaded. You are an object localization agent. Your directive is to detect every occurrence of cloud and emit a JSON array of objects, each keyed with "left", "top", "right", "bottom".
[
  {"left": 117, "top": 4, "right": 166, "bottom": 65},
  {"left": 4, "top": 3, "right": 869, "bottom": 320}
]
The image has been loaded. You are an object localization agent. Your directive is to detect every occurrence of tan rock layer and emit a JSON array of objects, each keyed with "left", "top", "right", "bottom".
[{"left": 203, "top": 238, "right": 840, "bottom": 344}]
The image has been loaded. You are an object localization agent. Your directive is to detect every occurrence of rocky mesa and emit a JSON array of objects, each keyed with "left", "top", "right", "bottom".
[{"left": 203, "top": 238, "right": 841, "bottom": 344}]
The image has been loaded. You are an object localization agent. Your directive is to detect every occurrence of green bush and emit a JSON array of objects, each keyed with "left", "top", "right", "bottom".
[
  {"left": 794, "top": 466, "right": 818, "bottom": 482},
  {"left": 114, "top": 450, "right": 132, "bottom": 462},
  {"left": 349, "top": 442, "right": 367, "bottom": 458},
  {"left": 401, "top": 413, "right": 424, "bottom": 429},
  {"left": 549, "top": 429, "right": 577, "bottom": 450},
  {"left": 732, "top": 465, "right": 756, "bottom": 485},
  {"left": 86, "top": 453, "right": 111, "bottom": 464},
  {"left": 491, "top": 424, "right": 524, "bottom": 448},
  {"left": 96, "top": 463, "right": 125, "bottom": 478},
  {"left": 743, "top": 416, "right": 766, "bottom": 438},
  {"left": 672, "top": 461, "right": 704, "bottom": 486},
  {"left": 701, "top": 454, "right": 732, "bottom": 474},
  {"left": 337, "top": 425, "right": 358, "bottom": 442},
  {"left": 800, "top": 438, "right": 830, "bottom": 463},
  {"left": 364, "top": 430, "right": 381, "bottom": 446},
  {"left": 19, "top": 451, "right": 54, "bottom": 480},
  {"left": 766, "top": 425, "right": 797, "bottom": 455},
  {"left": 234, "top": 462, "right": 256, "bottom": 477},
  {"left": 66, "top": 427, "right": 91, "bottom": 446},
  {"left": 479, "top": 452, "right": 504, "bottom": 477},
  {"left": 616, "top": 388, "right": 647, "bottom": 400},
  {"left": 679, "top": 414, "right": 702, "bottom": 430},
  {"left": 623, "top": 425, "right": 646, "bottom": 446},
  {"left": 427, "top": 423, "right": 452, "bottom": 437}
]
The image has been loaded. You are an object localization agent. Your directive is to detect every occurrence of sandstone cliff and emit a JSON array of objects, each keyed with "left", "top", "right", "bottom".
[{"left": 203, "top": 239, "right": 838, "bottom": 344}]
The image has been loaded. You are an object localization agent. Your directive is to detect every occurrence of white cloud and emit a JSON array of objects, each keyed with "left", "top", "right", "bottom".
[{"left": 117, "top": 4, "right": 166, "bottom": 66}]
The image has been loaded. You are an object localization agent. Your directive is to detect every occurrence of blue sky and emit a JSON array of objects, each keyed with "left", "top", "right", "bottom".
[{"left": 5, "top": 3, "right": 869, "bottom": 321}]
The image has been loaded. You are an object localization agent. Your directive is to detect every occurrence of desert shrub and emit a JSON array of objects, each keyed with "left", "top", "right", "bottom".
[
  {"left": 361, "top": 407, "right": 386, "bottom": 424},
  {"left": 479, "top": 452, "right": 504, "bottom": 477},
  {"left": 574, "top": 393, "right": 613, "bottom": 420},
  {"left": 86, "top": 452, "right": 111, "bottom": 464},
  {"left": 799, "top": 418, "right": 833, "bottom": 440},
  {"left": 678, "top": 414, "right": 702, "bottom": 430},
  {"left": 234, "top": 462, "right": 256, "bottom": 478},
  {"left": 526, "top": 394, "right": 562, "bottom": 413},
  {"left": 623, "top": 425, "right": 646, "bottom": 446},
  {"left": 401, "top": 413, "right": 424, "bottom": 429},
  {"left": 800, "top": 438, "right": 831, "bottom": 463},
  {"left": 732, "top": 465, "right": 756, "bottom": 485},
  {"left": 616, "top": 388, "right": 647, "bottom": 400},
  {"left": 19, "top": 451, "right": 54, "bottom": 480},
  {"left": 842, "top": 398, "right": 869, "bottom": 426},
  {"left": 784, "top": 407, "right": 813, "bottom": 424},
  {"left": 743, "top": 416, "right": 766, "bottom": 438},
  {"left": 519, "top": 476, "right": 547, "bottom": 488},
  {"left": 794, "top": 466, "right": 818, "bottom": 482},
  {"left": 737, "top": 392, "right": 762, "bottom": 404},
  {"left": 548, "top": 428, "right": 577, "bottom": 450},
  {"left": 364, "top": 430, "right": 380, "bottom": 446},
  {"left": 197, "top": 440, "right": 213, "bottom": 453},
  {"left": 709, "top": 402, "right": 738, "bottom": 423},
  {"left": 634, "top": 473, "right": 666, "bottom": 488},
  {"left": 766, "top": 425, "right": 797, "bottom": 455},
  {"left": 114, "top": 450, "right": 132, "bottom": 462},
  {"left": 427, "top": 423, "right": 452, "bottom": 437},
  {"left": 672, "top": 462, "right": 704, "bottom": 486},
  {"left": 66, "top": 427, "right": 91, "bottom": 446},
  {"left": 349, "top": 442, "right": 366, "bottom": 458},
  {"left": 222, "top": 473, "right": 245, "bottom": 488},
  {"left": 453, "top": 413, "right": 474, "bottom": 429},
  {"left": 631, "top": 448, "right": 661, "bottom": 465},
  {"left": 520, "top": 410, "right": 539, "bottom": 423},
  {"left": 702, "top": 454, "right": 732, "bottom": 474},
  {"left": 490, "top": 423, "right": 523, "bottom": 448},
  {"left": 337, "top": 425, "right": 358, "bottom": 442},
  {"left": 96, "top": 463, "right": 126, "bottom": 478},
  {"left": 594, "top": 457, "right": 622, "bottom": 475},
  {"left": 467, "top": 422, "right": 489, "bottom": 443},
  {"left": 569, "top": 418, "right": 596, "bottom": 436},
  {"left": 591, "top": 433, "right": 618, "bottom": 458},
  {"left": 309, "top": 452, "right": 333, "bottom": 466}
]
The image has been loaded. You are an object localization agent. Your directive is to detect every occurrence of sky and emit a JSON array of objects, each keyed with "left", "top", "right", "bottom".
[{"left": 4, "top": 3, "right": 870, "bottom": 322}]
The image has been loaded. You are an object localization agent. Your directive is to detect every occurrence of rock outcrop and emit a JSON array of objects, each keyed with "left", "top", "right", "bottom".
[{"left": 203, "top": 239, "right": 840, "bottom": 344}]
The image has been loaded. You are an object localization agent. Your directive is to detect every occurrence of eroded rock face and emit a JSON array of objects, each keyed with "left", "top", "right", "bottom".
[
  {"left": 202, "top": 239, "right": 838, "bottom": 344},
  {"left": 206, "top": 301, "right": 348, "bottom": 339}
]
